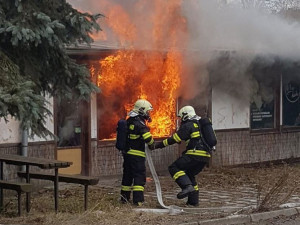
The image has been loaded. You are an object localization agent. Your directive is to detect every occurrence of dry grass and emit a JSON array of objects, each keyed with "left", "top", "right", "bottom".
[
  {"left": 0, "top": 162, "right": 299, "bottom": 224},
  {"left": 255, "top": 164, "right": 299, "bottom": 212}
]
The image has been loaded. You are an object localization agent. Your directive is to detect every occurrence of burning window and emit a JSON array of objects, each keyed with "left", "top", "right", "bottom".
[
  {"left": 89, "top": 50, "right": 182, "bottom": 140},
  {"left": 77, "top": 0, "right": 189, "bottom": 140}
]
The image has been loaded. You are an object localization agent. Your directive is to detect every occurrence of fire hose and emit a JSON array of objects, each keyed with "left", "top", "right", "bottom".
[
  {"left": 144, "top": 146, "right": 184, "bottom": 214},
  {"left": 144, "top": 146, "right": 249, "bottom": 215}
]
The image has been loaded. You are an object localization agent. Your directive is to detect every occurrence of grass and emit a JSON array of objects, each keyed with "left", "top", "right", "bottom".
[{"left": 0, "top": 162, "right": 300, "bottom": 224}]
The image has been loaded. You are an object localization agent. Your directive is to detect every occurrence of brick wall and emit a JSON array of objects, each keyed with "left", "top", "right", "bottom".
[
  {"left": 90, "top": 140, "right": 179, "bottom": 177},
  {"left": 211, "top": 130, "right": 300, "bottom": 166},
  {"left": 1, "top": 130, "right": 299, "bottom": 179}
]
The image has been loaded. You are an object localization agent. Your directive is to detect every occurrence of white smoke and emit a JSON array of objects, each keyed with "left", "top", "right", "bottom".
[
  {"left": 68, "top": 0, "right": 300, "bottom": 59},
  {"left": 67, "top": 0, "right": 300, "bottom": 104},
  {"left": 182, "top": 0, "right": 300, "bottom": 59}
]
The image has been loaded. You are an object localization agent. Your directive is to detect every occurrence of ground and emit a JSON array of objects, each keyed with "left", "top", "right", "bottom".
[{"left": 0, "top": 162, "right": 299, "bottom": 225}]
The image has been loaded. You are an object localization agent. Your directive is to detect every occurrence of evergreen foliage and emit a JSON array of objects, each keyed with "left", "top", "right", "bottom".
[{"left": 0, "top": 0, "right": 103, "bottom": 138}]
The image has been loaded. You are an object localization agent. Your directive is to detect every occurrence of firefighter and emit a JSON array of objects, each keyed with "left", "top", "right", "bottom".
[
  {"left": 120, "top": 99, "right": 155, "bottom": 206},
  {"left": 155, "top": 105, "right": 211, "bottom": 206}
]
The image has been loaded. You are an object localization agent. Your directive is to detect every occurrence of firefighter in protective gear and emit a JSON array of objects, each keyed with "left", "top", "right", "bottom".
[
  {"left": 155, "top": 105, "right": 211, "bottom": 206},
  {"left": 120, "top": 99, "right": 155, "bottom": 205}
]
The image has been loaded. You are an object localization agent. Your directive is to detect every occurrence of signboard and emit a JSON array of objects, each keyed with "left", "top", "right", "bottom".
[
  {"left": 282, "top": 73, "right": 300, "bottom": 127},
  {"left": 250, "top": 99, "right": 274, "bottom": 129}
]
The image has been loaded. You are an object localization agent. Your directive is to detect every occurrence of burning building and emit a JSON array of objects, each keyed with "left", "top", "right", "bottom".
[
  {"left": 91, "top": 49, "right": 181, "bottom": 140},
  {"left": 1, "top": 0, "right": 300, "bottom": 179},
  {"left": 56, "top": 0, "right": 193, "bottom": 175},
  {"left": 88, "top": 0, "right": 188, "bottom": 141}
]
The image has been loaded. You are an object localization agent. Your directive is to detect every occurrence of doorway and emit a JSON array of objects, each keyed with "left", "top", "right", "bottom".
[{"left": 55, "top": 97, "right": 90, "bottom": 175}]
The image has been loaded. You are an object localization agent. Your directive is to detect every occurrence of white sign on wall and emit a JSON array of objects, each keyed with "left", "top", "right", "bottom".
[{"left": 212, "top": 89, "right": 249, "bottom": 130}]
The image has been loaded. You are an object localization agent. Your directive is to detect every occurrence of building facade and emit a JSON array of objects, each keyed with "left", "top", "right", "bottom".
[{"left": 0, "top": 50, "right": 299, "bottom": 180}]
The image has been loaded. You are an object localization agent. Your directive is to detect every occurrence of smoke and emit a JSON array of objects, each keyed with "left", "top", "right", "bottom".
[
  {"left": 69, "top": 0, "right": 300, "bottom": 56},
  {"left": 68, "top": 0, "right": 300, "bottom": 105},
  {"left": 182, "top": 0, "right": 300, "bottom": 59},
  {"left": 181, "top": 0, "right": 300, "bottom": 106}
]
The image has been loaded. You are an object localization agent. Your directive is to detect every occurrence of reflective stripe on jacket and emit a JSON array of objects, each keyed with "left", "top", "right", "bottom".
[
  {"left": 126, "top": 116, "right": 154, "bottom": 156},
  {"left": 160, "top": 119, "right": 210, "bottom": 158}
]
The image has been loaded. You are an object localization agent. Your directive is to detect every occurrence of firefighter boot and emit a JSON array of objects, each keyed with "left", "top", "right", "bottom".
[
  {"left": 186, "top": 190, "right": 199, "bottom": 207},
  {"left": 120, "top": 190, "right": 131, "bottom": 204},
  {"left": 177, "top": 185, "right": 195, "bottom": 199}
]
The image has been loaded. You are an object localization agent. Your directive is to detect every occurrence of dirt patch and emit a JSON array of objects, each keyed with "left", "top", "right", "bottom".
[{"left": 0, "top": 163, "right": 299, "bottom": 225}]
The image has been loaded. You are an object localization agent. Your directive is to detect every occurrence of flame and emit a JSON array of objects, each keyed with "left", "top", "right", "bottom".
[{"left": 89, "top": 0, "right": 187, "bottom": 139}]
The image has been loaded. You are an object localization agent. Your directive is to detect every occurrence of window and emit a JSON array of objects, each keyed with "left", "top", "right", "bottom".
[
  {"left": 282, "top": 65, "right": 300, "bottom": 128},
  {"left": 56, "top": 98, "right": 82, "bottom": 147},
  {"left": 250, "top": 57, "right": 280, "bottom": 131},
  {"left": 250, "top": 78, "right": 276, "bottom": 129}
]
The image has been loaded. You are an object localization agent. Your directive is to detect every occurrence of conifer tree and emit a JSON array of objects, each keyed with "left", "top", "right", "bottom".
[{"left": 0, "top": 0, "right": 103, "bottom": 137}]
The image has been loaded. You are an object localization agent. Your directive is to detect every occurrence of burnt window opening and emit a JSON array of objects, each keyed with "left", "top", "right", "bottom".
[
  {"left": 87, "top": 51, "right": 181, "bottom": 142},
  {"left": 96, "top": 92, "right": 179, "bottom": 141}
]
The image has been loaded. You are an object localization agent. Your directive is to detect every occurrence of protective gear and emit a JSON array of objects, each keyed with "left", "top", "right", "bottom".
[
  {"left": 148, "top": 143, "right": 155, "bottom": 150},
  {"left": 161, "top": 106, "right": 213, "bottom": 203},
  {"left": 154, "top": 141, "right": 164, "bottom": 149},
  {"left": 158, "top": 119, "right": 211, "bottom": 155},
  {"left": 199, "top": 117, "right": 217, "bottom": 149},
  {"left": 120, "top": 111, "right": 154, "bottom": 205},
  {"left": 132, "top": 99, "right": 153, "bottom": 121},
  {"left": 187, "top": 190, "right": 199, "bottom": 206},
  {"left": 177, "top": 184, "right": 195, "bottom": 199},
  {"left": 116, "top": 119, "right": 129, "bottom": 153},
  {"left": 178, "top": 105, "right": 196, "bottom": 121}
]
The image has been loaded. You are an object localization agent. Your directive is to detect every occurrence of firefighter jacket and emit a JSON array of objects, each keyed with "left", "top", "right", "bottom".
[
  {"left": 158, "top": 118, "right": 211, "bottom": 162},
  {"left": 126, "top": 115, "right": 154, "bottom": 158}
]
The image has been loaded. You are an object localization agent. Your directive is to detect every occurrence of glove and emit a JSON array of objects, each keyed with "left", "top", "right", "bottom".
[
  {"left": 155, "top": 141, "right": 165, "bottom": 149},
  {"left": 148, "top": 143, "right": 156, "bottom": 150}
]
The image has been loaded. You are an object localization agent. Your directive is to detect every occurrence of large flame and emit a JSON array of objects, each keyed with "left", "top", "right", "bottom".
[{"left": 89, "top": 0, "right": 187, "bottom": 140}]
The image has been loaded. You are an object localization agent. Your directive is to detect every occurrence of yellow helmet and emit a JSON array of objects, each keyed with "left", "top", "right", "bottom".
[
  {"left": 178, "top": 105, "right": 196, "bottom": 121},
  {"left": 132, "top": 99, "right": 153, "bottom": 119}
]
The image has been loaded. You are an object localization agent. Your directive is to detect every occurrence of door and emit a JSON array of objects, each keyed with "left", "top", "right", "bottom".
[{"left": 55, "top": 97, "right": 90, "bottom": 175}]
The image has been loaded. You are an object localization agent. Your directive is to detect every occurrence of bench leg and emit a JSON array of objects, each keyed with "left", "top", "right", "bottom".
[
  {"left": 0, "top": 161, "right": 3, "bottom": 210},
  {"left": 84, "top": 185, "right": 88, "bottom": 211},
  {"left": 25, "top": 165, "right": 30, "bottom": 213},
  {"left": 54, "top": 168, "right": 58, "bottom": 213},
  {"left": 17, "top": 191, "right": 21, "bottom": 216}
]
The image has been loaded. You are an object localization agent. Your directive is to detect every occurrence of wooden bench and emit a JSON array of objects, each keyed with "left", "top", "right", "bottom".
[
  {"left": 17, "top": 171, "right": 99, "bottom": 210},
  {"left": 0, "top": 180, "right": 32, "bottom": 216}
]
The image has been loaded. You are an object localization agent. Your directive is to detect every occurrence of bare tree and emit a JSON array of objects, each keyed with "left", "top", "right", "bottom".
[
  {"left": 266, "top": 0, "right": 300, "bottom": 12},
  {"left": 241, "top": 0, "right": 267, "bottom": 9}
]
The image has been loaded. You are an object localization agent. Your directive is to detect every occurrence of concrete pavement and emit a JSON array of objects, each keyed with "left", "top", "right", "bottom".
[
  {"left": 143, "top": 183, "right": 300, "bottom": 225},
  {"left": 97, "top": 175, "right": 300, "bottom": 224},
  {"left": 179, "top": 207, "right": 300, "bottom": 225}
]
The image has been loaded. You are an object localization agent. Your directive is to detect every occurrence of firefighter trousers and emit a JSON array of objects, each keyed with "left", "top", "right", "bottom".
[
  {"left": 168, "top": 154, "right": 207, "bottom": 205},
  {"left": 120, "top": 154, "right": 146, "bottom": 204}
]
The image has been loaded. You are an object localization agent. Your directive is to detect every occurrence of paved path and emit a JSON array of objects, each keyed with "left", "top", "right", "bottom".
[
  {"left": 97, "top": 175, "right": 300, "bottom": 213},
  {"left": 97, "top": 175, "right": 300, "bottom": 224},
  {"left": 144, "top": 185, "right": 300, "bottom": 213}
]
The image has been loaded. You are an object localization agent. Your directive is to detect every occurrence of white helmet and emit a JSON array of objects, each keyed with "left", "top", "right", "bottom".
[
  {"left": 178, "top": 105, "right": 196, "bottom": 121},
  {"left": 132, "top": 99, "right": 153, "bottom": 120}
]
